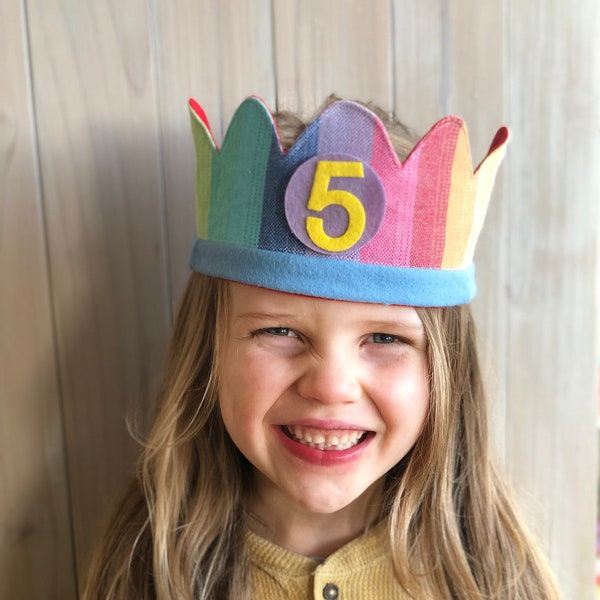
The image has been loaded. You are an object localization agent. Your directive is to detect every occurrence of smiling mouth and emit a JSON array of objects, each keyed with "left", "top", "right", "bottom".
[{"left": 282, "top": 425, "right": 368, "bottom": 451}]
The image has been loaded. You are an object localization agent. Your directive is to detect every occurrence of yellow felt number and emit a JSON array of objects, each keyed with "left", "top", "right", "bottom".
[{"left": 305, "top": 161, "right": 366, "bottom": 252}]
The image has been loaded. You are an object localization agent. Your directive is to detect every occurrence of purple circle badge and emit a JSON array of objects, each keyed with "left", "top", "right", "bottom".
[{"left": 284, "top": 153, "right": 386, "bottom": 255}]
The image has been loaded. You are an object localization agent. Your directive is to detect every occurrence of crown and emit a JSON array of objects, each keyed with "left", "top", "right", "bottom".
[{"left": 188, "top": 96, "right": 508, "bottom": 306}]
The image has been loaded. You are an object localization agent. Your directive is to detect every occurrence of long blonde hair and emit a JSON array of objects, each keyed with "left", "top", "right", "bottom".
[
  {"left": 83, "top": 101, "right": 561, "bottom": 599},
  {"left": 386, "top": 305, "right": 560, "bottom": 598},
  {"left": 83, "top": 275, "right": 250, "bottom": 599}
]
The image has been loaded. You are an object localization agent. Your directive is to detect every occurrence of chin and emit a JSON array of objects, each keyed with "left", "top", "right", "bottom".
[{"left": 289, "top": 483, "right": 378, "bottom": 517}]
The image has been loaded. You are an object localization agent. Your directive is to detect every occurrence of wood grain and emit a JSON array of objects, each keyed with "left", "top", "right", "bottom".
[
  {"left": 25, "top": 0, "right": 171, "bottom": 580},
  {"left": 392, "top": 0, "right": 446, "bottom": 133},
  {"left": 504, "top": 2, "right": 599, "bottom": 597},
  {"left": 0, "top": 2, "right": 76, "bottom": 598},
  {"left": 273, "top": 0, "right": 392, "bottom": 115}
]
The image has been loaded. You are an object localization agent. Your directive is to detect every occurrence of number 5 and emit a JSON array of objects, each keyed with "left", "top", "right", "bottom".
[{"left": 306, "top": 161, "right": 366, "bottom": 252}]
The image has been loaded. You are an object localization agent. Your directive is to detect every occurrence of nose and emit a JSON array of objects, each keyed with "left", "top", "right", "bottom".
[{"left": 296, "top": 351, "right": 362, "bottom": 405}]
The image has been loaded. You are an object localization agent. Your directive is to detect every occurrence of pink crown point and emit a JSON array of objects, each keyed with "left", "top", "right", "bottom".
[
  {"left": 375, "top": 115, "right": 509, "bottom": 270},
  {"left": 356, "top": 114, "right": 509, "bottom": 270}
]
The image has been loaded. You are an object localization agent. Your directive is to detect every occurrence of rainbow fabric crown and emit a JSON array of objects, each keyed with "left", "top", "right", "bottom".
[{"left": 188, "top": 96, "right": 508, "bottom": 306}]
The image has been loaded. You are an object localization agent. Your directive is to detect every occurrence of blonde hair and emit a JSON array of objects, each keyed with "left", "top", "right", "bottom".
[
  {"left": 82, "top": 101, "right": 561, "bottom": 599},
  {"left": 387, "top": 305, "right": 560, "bottom": 598}
]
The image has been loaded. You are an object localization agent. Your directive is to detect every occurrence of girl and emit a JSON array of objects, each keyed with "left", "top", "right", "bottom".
[{"left": 83, "top": 96, "right": 561, "bottom": 599}]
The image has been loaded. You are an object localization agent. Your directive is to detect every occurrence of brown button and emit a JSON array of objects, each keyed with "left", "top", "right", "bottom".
[{"left": 323, "top": 583, "right": 339, "bottom": 599}]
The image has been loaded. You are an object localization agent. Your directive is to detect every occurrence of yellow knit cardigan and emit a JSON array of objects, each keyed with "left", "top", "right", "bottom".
[{"left": 246, "top": 522, "right": 407, "bottom": 599}]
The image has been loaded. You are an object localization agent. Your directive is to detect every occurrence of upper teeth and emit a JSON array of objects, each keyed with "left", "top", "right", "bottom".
[{"left": 286, "top": 426, "right": 366, "bottom": 451}]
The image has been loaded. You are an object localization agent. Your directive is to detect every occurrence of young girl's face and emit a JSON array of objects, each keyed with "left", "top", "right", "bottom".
[{"left": 218, "top": 282, "right": 430, "bottom": 519}]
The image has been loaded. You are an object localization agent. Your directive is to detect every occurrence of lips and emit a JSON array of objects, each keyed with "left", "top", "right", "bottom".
[{"left": 275, "top": 423, "right": 373, "bottom": 466}]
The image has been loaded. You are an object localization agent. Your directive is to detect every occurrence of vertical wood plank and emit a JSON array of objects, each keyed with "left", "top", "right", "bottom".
[
  {"left": 26, "top": 0, "right": 171, "bottom": 581},
  {"left": 153, "top": 0, "right": 277, "bottom": 306},
  {"left": 0, "top": 1, "right": 76, "bottom": 598},
  {"left": 273, "top": 0, "right": 392, "bottom": 115},
  {"left": 444, "top": 0, "right": 508, "bottom": 459},
  {"left": 217, "top": 0, "right": 276, "bottom": 126},
  {"left": 505, "top": 2, "right": 599, "bottom": 598},
  {"left": 392, "top": 0, "right": 445, "bottom": 132}
]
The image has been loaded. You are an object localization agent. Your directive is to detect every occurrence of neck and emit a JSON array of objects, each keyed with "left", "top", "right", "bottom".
[{"left": 246, "top": 478, "right": 384, "bottom": 558}]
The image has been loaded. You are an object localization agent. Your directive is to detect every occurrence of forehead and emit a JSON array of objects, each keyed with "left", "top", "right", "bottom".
[{"left": 227, "top": 282, "right": 424, "bottom": 328}]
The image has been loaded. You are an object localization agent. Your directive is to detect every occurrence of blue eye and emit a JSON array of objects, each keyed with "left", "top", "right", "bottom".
[
  {"left": 371, "top": 333, "right": 400, "bottom": 344},
  {"left": 259, "top": 327, "right": 298, "bottom": 338}
]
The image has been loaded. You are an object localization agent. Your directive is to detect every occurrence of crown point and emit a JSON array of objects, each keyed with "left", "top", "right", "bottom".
[
  {"left": 189, "top": 98, "right": 210, "bottom": 128},
  {"left": 486, "top": 126, "right": 510, "bottom": 156}
]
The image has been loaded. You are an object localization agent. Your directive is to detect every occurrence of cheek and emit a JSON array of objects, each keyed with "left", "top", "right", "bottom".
[
  {"left": 218, "top": 350, "right": 281, "bottom": 424},
  {"left": 218, "top": 350, "right": 248, "bottom": 424},
  {"left": 376, "top": 363, "right": 430, "bottom": 431},
  {"left": 217, "top": 377, "right": 260, "bottom": 457}
]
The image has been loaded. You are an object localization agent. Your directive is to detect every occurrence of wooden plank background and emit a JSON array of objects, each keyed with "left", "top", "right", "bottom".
[{"left": 1, "top": 1, "right": 598, "bottom": 598}]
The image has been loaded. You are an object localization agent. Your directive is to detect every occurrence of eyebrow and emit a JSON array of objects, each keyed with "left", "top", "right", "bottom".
[
  {"left": 361, "top": 318, "right": 425, "bottom": 332},
  {"left": 234, "top": 311, "right": 299, "bottom": 321}
]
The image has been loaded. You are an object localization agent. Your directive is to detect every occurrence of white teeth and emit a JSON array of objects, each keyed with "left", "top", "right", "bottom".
[{"left": 285, "top": 426, "right": 366, "bottom": 451}]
